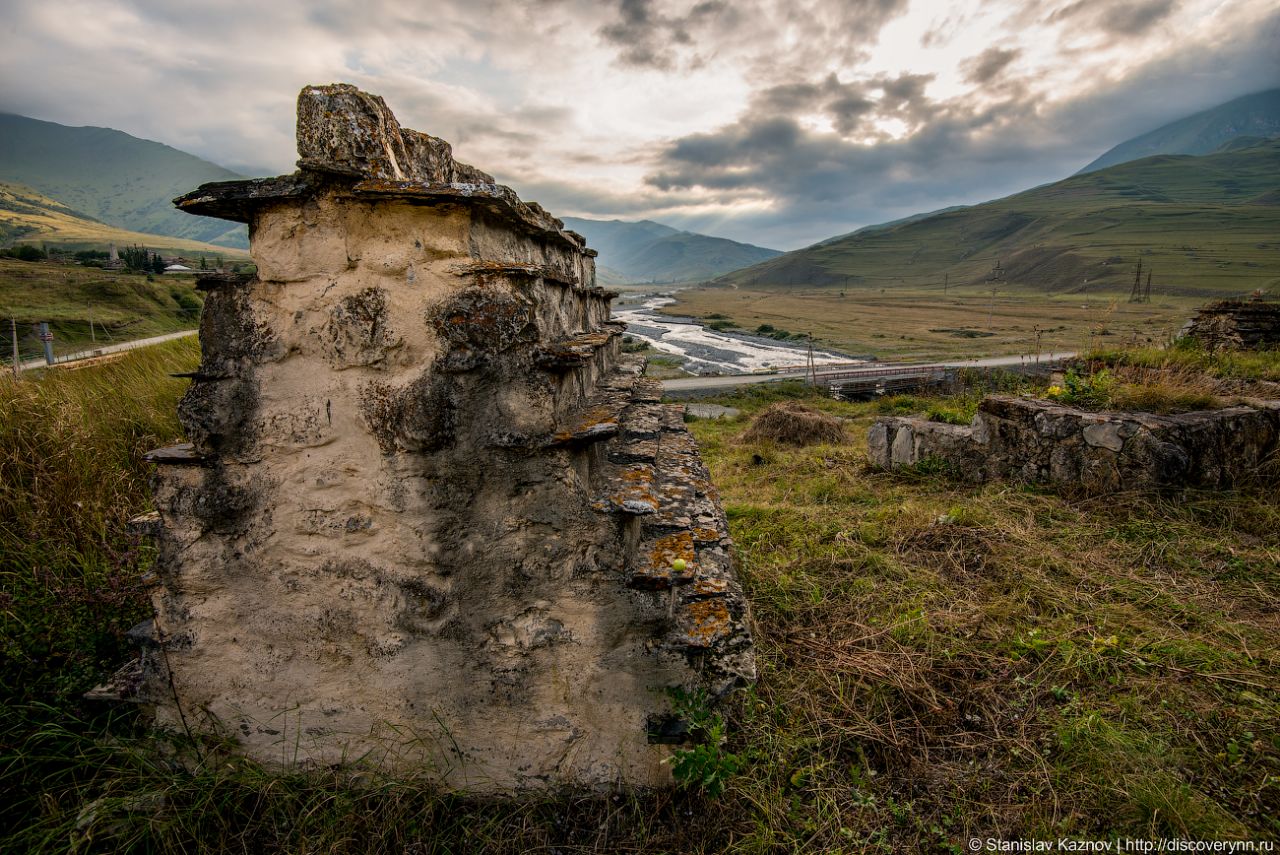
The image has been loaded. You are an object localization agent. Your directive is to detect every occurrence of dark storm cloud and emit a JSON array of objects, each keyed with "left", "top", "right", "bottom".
[
  {"left": 741, "top": 71, "right": 937, "bottom": 140},
  {"left": 597, "top": 0, "right": 739, "bottom": 70},
  {"left": 644, "top": 5, "right": 1280, "bottom": 249},
  {"left": 595, "top": 0, "right": 908, "bottom": 72},
  {"left": 1099, "top": 0, "right": 1178, "bottom": 35},
  {"left": 1, "top": 0, "right": 1275, "bottom": 250},
  {"left": 963, "top": 48, "right": 1021, "bottom": 85},
  {"left": 1047, "top": 0, "right": 1178, "bottom": 35}
]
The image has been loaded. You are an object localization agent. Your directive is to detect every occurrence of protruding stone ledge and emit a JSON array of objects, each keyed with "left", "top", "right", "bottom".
[
  {"left": 449, "top": 261, "right": 580, "bottom": 288},
  {"left": 194, "top": 272, "right": 255, "bottom": 293},
  {"left": 142, "top": 443, "right": 206, "bottom": 467},
  {"left": 535, "top": 331, "right": 619, "bottom": 371},
  {"left": 869, "top": 394, "right": 1280, "bottom": 493}
]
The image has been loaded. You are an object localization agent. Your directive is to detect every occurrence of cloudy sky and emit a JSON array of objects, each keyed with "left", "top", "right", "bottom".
[{"left": 2, "top": 0, "right": 1277, "bottom": 249}]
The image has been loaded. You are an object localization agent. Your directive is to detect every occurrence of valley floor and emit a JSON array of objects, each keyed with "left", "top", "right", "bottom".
[
  {"left": 664, "top": 285, "right": 1209, "bottom": 363},
  {"left": 1, "top": 342, "right": 1276, "bottom": 852}
]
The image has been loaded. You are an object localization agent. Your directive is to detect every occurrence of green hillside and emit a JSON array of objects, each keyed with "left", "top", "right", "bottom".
[
  {"left": 563, "top": 216, "right": 781, "bottom": 284},
  {"left": 1079, "top": 88, "right": 1279, "bottom": 173},
  {"left": 0, "top": 114, "right": 249, "bottom": 249},
  {"left": 0, "top": 181, "right": 250, "bottom": 258},
  {"left": 715, "top": 140, "right": 1280, "bottom": 298}
]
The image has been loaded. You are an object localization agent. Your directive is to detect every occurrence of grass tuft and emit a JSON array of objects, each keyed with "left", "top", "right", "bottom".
[{"left": 740, "top": 401, "right": 847, "bottom": 446}]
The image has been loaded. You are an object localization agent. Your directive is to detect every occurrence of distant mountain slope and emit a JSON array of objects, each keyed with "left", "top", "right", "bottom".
[
  {"left": 714, "top": 140, "right": 1280, "bottom": 297},
  {"left": 1078, "top": 88, "right": 1280, "bottom": 174},
  {"left": 0, "top": 114, "right": 248, "bottom": 249},
  {"left": 0, "top": 181, "right": 249, "bottom": 257},
  {"left": 809, "top": 205, "right": 970, "bottom": 248},
  {"left": 562, "top": 216, "right": 781, "bottom": 283}
]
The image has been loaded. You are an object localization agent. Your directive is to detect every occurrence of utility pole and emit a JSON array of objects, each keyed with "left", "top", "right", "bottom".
[
  {"left": 1144, "top": 269, "right": 1152, "bottom": 303},
  {"left": 10, "top": 318, "right": 19, "bottom": 379},
  {"left": 1129, "top": 258, "right": 1144, "bottom": 302},
  {"left": 807, "top": 333, "right": 816, "bottom": 386},
  {"left": 39, "top": 322, "right": 54, "bottom": 365},
  {"left": 88, "top": 304, "right": 96, "bottom": 345},
  {"left": 943, "top": 272, "right": 949, "bottom": 297},
  {"left": 986, "top": 260, "right": 1004, "bottom": 330}
]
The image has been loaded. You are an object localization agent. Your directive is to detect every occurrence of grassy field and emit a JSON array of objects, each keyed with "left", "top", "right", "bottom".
[
  {"left": 663, "top": 285, "right": 1205, "bottom": 361},
  {"left": 0, "top": 258, "right": 207, "bottom": 357},
  {"left": 1, "top": 344, "right": 1277, "bottom": 852}
]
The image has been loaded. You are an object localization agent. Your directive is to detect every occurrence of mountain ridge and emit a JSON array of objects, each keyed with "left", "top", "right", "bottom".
[
  {"left": 1078, "top": 88, "right": 1280, "bottom": 174},
  {"left": 0, "top": 113, "right": 249, "bottom": 249},
  {"left": 709, "top": 140, "right": 1280, "bottom": 297},
  {"left": 562, "top": 215, "right": 781, "bottom": 284},
  {"left": 0, "top": 180, "right": 250, "bottom": 257}
]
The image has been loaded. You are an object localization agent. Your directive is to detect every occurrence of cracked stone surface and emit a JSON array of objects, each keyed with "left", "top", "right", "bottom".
[
  {"left": 868, "top": 394, "right": 1280, "bottom": 494},
  {"left": 134, "top": 84, "right": 755, "bottom": 793}
]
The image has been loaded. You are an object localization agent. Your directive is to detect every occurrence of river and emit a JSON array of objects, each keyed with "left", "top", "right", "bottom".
[{"left": 612, "top": 294, "right": 860, "bottom": 376}]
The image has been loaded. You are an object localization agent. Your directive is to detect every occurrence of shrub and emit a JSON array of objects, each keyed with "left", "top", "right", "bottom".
[{"left": 740, "top": 401, "right": 846, "bottom": 446}]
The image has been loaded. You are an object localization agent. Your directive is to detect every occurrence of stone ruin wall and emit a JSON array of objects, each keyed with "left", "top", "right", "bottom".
[
  {"left": 1180, "top": 299, "right": 1280, "bottom": 352},
  {"left": 869, "top": 394, "right": 1280, "bottom": 494},
  {"left": 131, "top": 84, "right": 755, "bottom": 792}
]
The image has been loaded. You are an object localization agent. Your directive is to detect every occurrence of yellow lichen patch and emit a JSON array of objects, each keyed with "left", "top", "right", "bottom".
[
  {"left": 680, "top": 599, "right": 733, "bottom": 646},
  {"left": 691, "top": 577, "right": 730, "bottom": 597},
  {"left": 650, "top": 531, "right": 695, "bottom": 570},
  {"left": 692, "top": 527, "right": 722, "bottom": 543},
  {"left": 594, "top": 464, "right": 659, "bottom": 513}
]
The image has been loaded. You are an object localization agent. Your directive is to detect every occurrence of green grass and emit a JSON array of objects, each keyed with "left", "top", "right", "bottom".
[
  {"left": 1, "top": 351, "right": 1277, "bottom": 852},
  {"left": 0, "top": 258, "right": 204, "bottom": 355},
  {"left": 1089, "top": 340, "right": 1280, "bottom": 384}
]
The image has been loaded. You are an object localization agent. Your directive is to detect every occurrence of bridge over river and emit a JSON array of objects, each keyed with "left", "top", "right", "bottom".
[{"left": 661, "top": 351, "right": 1076, "bottom": 395}]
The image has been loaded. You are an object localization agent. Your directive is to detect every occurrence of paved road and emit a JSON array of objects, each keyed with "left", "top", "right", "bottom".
[
  {"left": 661, "top": 351, "right": 1076, "bottom": 393},
  {"left": 17, "top": 329, "right": 198, "bottom": 372}
]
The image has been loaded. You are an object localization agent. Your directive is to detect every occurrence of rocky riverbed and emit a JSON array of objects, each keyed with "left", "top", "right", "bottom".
[{"left": 613, "top": 294, "right": 858, "bottom": 375}]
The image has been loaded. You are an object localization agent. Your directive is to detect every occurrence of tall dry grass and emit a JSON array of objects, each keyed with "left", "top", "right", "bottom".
[{"left": 1, "top": 338, "right": 196, "bottom": 703}]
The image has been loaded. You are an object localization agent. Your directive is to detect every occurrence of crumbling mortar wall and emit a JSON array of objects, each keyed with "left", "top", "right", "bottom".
[
  {"left": 869, "top": 393, "right": 1280, "bottom": 493},
  {"left": 132, "top": 84, "right": 753, "bottom": 792}
]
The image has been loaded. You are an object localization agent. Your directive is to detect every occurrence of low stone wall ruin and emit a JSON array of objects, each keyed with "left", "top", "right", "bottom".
[
  {"left": 126, "top": 84, "right": 754, "bottom": 792},
  {"left": 1180, "top": 300, "right": 1280, "bottom": 351},
  {"left": 869, "top": 394, "right": 1280, "bottom": 493}
]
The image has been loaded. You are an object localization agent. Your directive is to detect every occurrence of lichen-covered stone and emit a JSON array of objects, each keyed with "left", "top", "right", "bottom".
[
  {"left": 139, "top": 83, "right": 754, "bottom": 793},
  {"left": 296, "top": 83, "right": 494, "bottom": 185}
]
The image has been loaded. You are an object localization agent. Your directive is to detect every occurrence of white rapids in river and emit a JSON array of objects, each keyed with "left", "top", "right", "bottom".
[{"left": 612, "top": 295, "right": 859, "bottom": 375}]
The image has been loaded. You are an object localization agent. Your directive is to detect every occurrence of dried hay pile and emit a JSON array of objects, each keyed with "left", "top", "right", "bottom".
[{"left": 740, "top": 401, "right": 846, "bottom": 447}]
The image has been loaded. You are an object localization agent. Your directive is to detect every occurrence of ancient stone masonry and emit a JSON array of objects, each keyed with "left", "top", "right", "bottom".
[
  {"left": 128, "top": 84, "right": 754, "bottom": 792},
  {"left": 1180, "top": 299, "right": 1280, "bottom": 352},
  {"left": 869, "top": 394, "right": 1280, "bottom": 494}
]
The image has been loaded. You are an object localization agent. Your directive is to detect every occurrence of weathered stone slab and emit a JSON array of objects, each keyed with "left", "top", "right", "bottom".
[{"left": 869, "top": 393, "right": 1280, "bottom": 493}]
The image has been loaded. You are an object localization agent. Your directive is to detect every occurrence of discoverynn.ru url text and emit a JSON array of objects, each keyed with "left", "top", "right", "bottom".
[{"left": 970, "top": 840, "right": 1274, "bottom": 852}]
